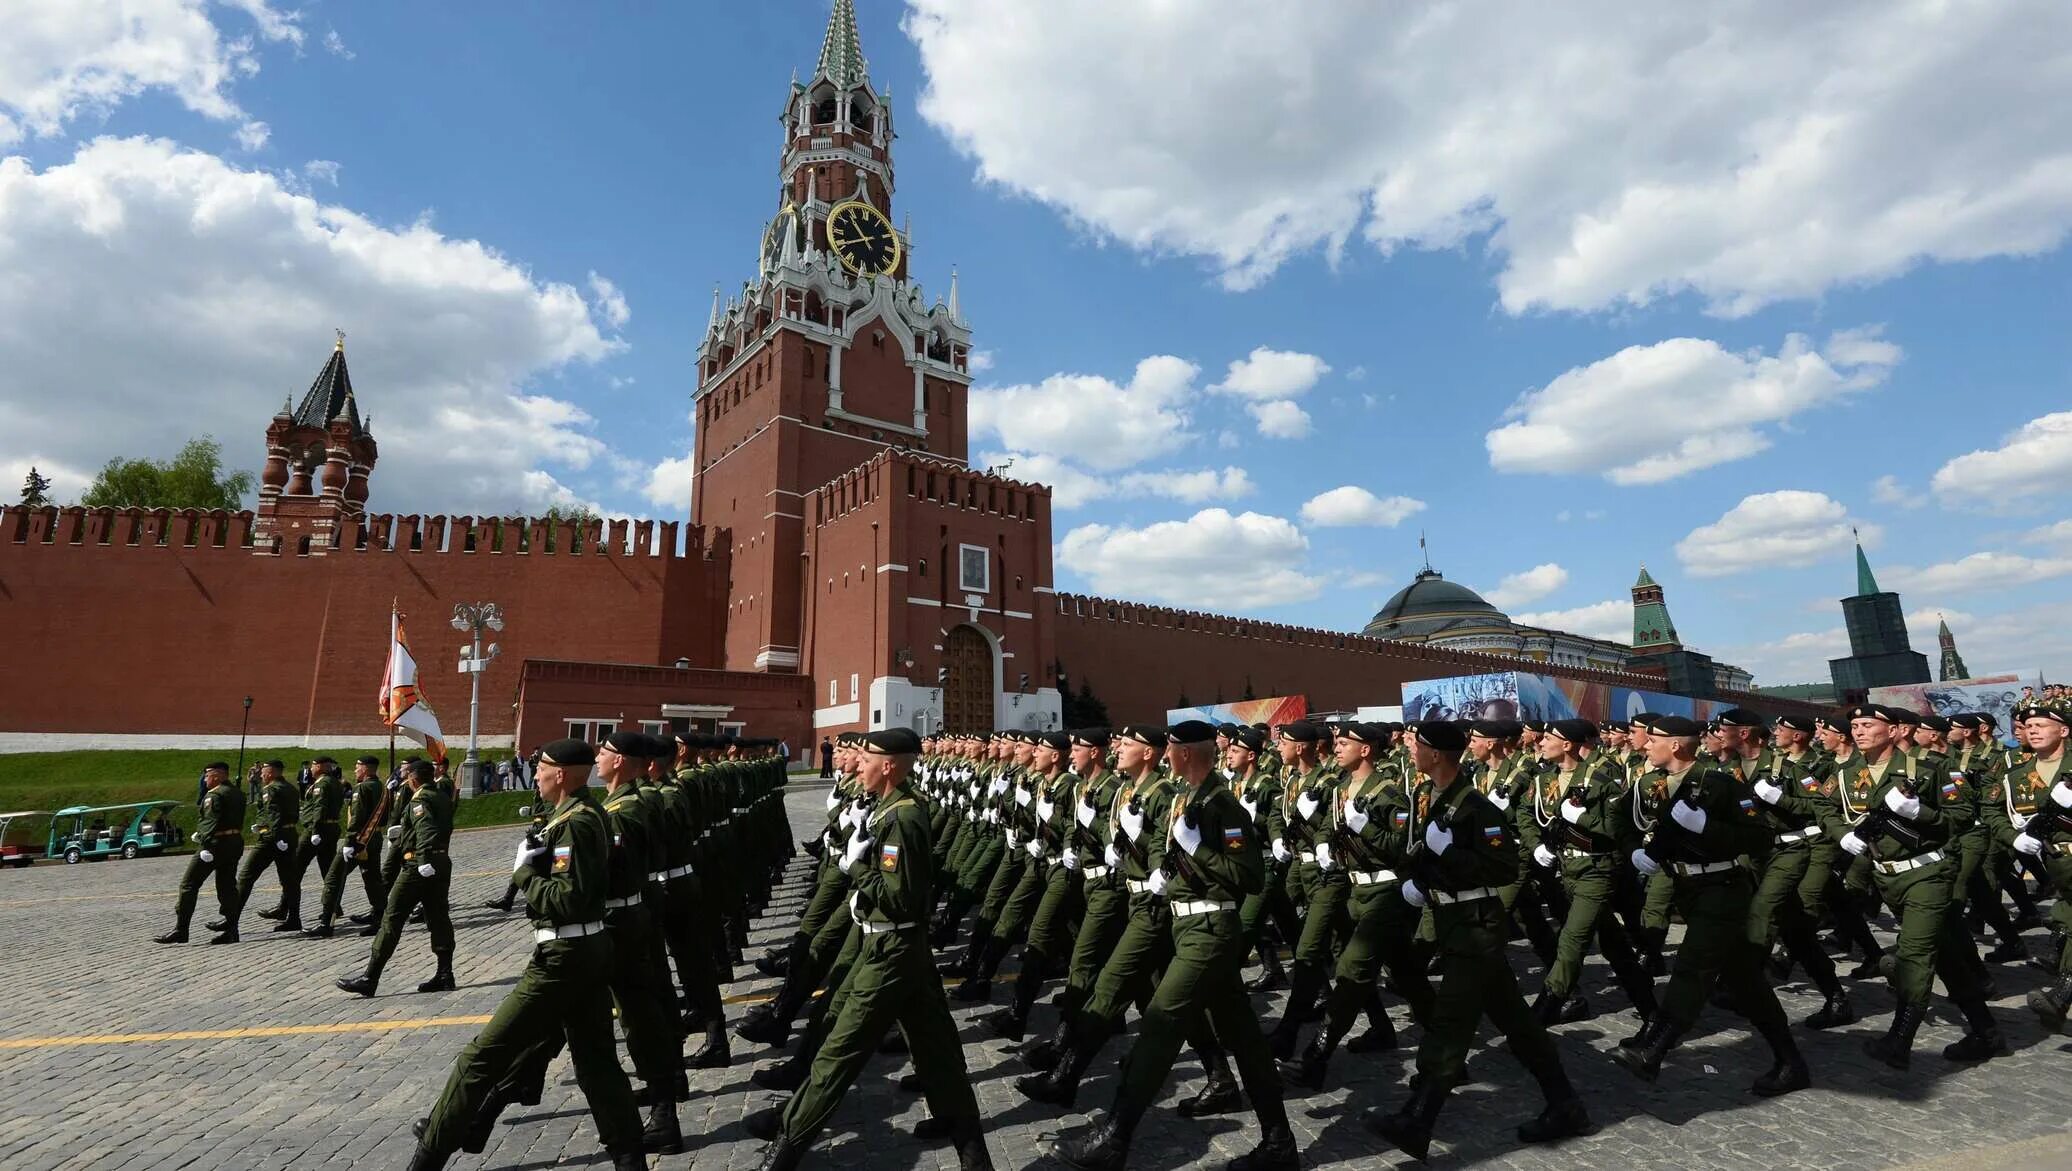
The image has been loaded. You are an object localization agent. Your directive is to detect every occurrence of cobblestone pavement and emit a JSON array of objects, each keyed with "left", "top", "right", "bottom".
[{"left": 1, "top": 783, "right": 2066, "bottom": 1171}]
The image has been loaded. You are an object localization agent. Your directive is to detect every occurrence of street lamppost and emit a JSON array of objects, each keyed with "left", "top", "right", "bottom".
[
  {"left": 452, "top": 601, "right": 504, "bottom": 798},
  {"left": 236, "top": 695, "right": 253, "bottom": 786}
]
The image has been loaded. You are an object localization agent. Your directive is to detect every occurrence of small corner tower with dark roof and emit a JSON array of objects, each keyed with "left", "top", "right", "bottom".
[
  {"left": 1827, "top": 532, "right": 1929, "bottom": 696},
  {"left": 1629, "top": 563, "right": 1680, "bottom": 652},
  {"left": 253, "top": 330, "right": 378, "bottom": 555},
  {"left": 1625, "top": 563, "right": 1718, "bottom": 697},
  {"left": 1937, "top": 615, "right": 1970, "bottom": 681}
]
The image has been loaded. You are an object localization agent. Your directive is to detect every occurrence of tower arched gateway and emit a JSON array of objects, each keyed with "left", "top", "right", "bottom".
[{"left": 940, "top": 623, "right": 995, "bottom": 734}]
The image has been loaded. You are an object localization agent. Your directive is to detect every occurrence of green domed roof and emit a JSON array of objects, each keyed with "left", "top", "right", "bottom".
[{"left": 1361, "top": 570, "right": 1509, "bottom": 638}]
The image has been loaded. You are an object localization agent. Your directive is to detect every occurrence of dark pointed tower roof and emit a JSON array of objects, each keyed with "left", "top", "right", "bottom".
[
  {"left": 294, "top": 330, "right": 368, "bottom": 437},
  {"left": 1853, "top": 531, "right": 1880, "bottom": 596}
]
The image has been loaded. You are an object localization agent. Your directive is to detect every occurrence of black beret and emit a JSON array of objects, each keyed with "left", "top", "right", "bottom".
[
  {"left": 204, "top": 760, "right": 230, "bottom": 772},
  {"left": 407, "top": 759, "right": 436, "bottom": 781},
  {"left": 1468, "top": 719, "right": 1509, "bottom": 740},
  {"left": 264, "top": 759, "right": 285, "bottom": 770},
  {"left": 540, "top": 738, "right": 596, "bottom": 766},
  {"left": 1277, "top": 722, "right": 1321, "bottom": 743},
  {"left": 1070, "top": 728, "right": 1112, "bottom": 748},
  {"left": 1232, "top": 726, "right": 1267, "bottom": 751},
  {"left": 1774, "top": 715, "right": 1815, "bottom": 734},
  {"left": 1649, "top": 715, "right": 1702, "bottom": 737},
  {"left": 1886, "top": 707, "right": 1921, "bottom": 726},
  {"left": 2017, "top": 705, "right": 2070, "bottom": 727},
  {"left": 1037, "top": 731, "right": 1071, "bottom": 752},
  {"left": 1548, "top": 718, "right": 1597, "bottom": 744},
  {"left": 311, "top": 755, "right": 337, "bottom": 765},
  {"left": 1119, "top": 724, "right": 1169, "bottom": 748},
  {"left": 602, "top": 730, "right": 648, "bottom": 756},
  {"left": 1168, "top": 720, "right": 1216, "bottom": 745},
  {"left": 1918, "top": 713, "right": 1951, "bottom": 733},
  {"left": 1976, "top": 711, "right": 1999, "bottom": 729},
  {"left": 356, "top": 754, "right": 381, "bottom": 767},
  {"left": 1628, "top": 712, "right": 1658, "bottom": 728},
  {"left": 1215, "top": 723, "right": 1242, "bottom": 738},
  {"left": 864, "top": 727, "right": 922, "bottom": 755},
  {"left": 1716, "top": 708, "right": 1765, "bottom": 728},
  {"left": 1523, "top": 720, "right": 1548, "bottom": 734},
  {"left": 1342, "top": 723, "right": 1387, "bottom": 746},
  {"left": 1412, "top": 720, "right": 1467, "bottom": 752}
]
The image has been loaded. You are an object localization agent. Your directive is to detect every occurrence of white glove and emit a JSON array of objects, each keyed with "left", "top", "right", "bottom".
[
  {"left": 2013, "top": 832, "right": 2043, "bottom": 857},
  {"left": 1061, "top": 851, "right": 1081, "bottom": 871},
  {"left": 275, "top": 839, "right": 289, "bottom": 852},
  {"left": 513, "top": 843, "right": 545, "bottom": 873},
  {"left": 517, "top": 805, "right": 533, "bottom": 817},
  {"left": 1670, "top": 801, "right": 1707, "bottom": 833},
  {"left": 342, "top": 846, "right": 356, "bottom": 862},
  {"left": 1839, "top": 832, "right": 1868, "bottom": 856},
  {"left": 824, "top": 790, "right": 840, "bottom": 811},
  {"left": 2052, "top": 780, "right": 2072, "bottom": 809},
  {"left": 1120, "top": 803, "right": 1145, "bottom": 841},
  {"left": 1630, "top": 848, "right": 1660, "bottom": 876},
  {"left": 1313, "top": 842, "right": 1333, "bottom": 870},
  {"left": 1015, "top": 788, "right": 1032, "bottom": 807},
  {"left": 1488, "top": 791, "right": 1511, "bottom": 811},
  {"left": 1423, "top": 821, "right": 1453, "bottom": 855},
  {"left": 1271, "top": 837, "right": 1291, "bottom": 863},
  {"left": 1752, "top": 778, "right": 1785, "bottom": 805},
  {"left": 199, "top": 848, "right": 215, "bottom": 863},
  {"left": 969, "top": 783, "right": 981, "bottom": 800},
  {"left": 1175, "top": 816, "right": 1203, "bottom": 856},
  {"left": 1103, "top": 843, "right": 1121, "bottom": 867},
  {"left": 1005, "top": 828, "right": 1020, "bottom": 850},
  {"left": 417, "top": 862, "right": 436, "bottom": 878},
  {"left": 841, "top": 833, "right": 873, "bottom": 870},
  {"left": 1345, "top": 803, "right": 1370, "bottom": 833},
  {"left": 1560, "top": 797, "right": 1585, "bottom": 825},
  {"left": 1400, "top": 879, "right": 1427, "bottom": 908},
  {"left": 1147, "top": 869, "right": 1168, "bottom": 896},
  {"left": 1036, "top": 798, "right": 1055, "bottom": 822},
  {"left": 1884, "top": 788, "right": 1921, "bottom": 819},
  {"left": 1533, "top": 844, "right": 1556, "bottom": 869},
  {"left": 1238, "top": 795, "right": 1258, "bottom": 819},
  {"left": 991, "top": 777, "right": 1008, "bottom": 796},
  {"left": 309, "top": 832, "right": 322, "bottom": 845},
  {"left": 386, "top": 825, "right": 403, "bottom": 842},
  {"left": 1077, "top": 799, "right": 1096, "bottom": 828},
  {"left": 1295, "top": 792, "right": 1320, "bottom": 821},
  {"left": 190, "top": 831, "right": 200, "bottom": 844},
  {"left": 1025, "top": 837, "right": 1044, "bottom": 859}
]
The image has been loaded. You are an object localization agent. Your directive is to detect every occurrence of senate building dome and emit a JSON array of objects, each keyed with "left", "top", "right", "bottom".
[{"left": 1361, "top": 569, "right": 1509, "bottom": 640}]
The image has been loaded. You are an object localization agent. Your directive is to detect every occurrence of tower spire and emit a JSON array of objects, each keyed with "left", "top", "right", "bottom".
[
  {"left": 816, "top": 0, "right": 868, "bottom": 89},
  {"left": 1853, "top": 529, "right": 1881, "bottom": 596},
  {"left": 947, "top": 265, "right": 961, "bottom": 322}
]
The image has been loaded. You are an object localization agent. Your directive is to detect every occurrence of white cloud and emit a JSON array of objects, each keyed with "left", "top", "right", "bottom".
[
  {"left": 978, "top": 451, "right": 1252, "bottom": 510},
  {"left": 0, "top": 137, "right": 624, "bottom": 516},
  {"left": 1513, "top": 600, "right": 1630, "bottom": 644},
  {"left": 1339, "top": 569, "right": 1393, "bottom": 590},
  {"left": 0, "top": 0, "right": 301, "bottom": 147},
  {"left": 1119, "top": 466, "right": 1254, "bottom": 504},
  {"left": 1895, "top": 602, "right": 2072, "bottom": 680},
  {"left": 1210, "top": 347, "right": 1330, "bottom": 399},
  {"left": 906, "top": 1, "right": 2072, "bottom": 313},
  {"left": 1675, "top": 490, "right": 1875, "bottom": 577},
  {"left": 1057, "top": 508, "right": 1323, "bottom": 609},
  {"left": 1483, "top": 562, "right": 1569, "bottom": 609},
  {"left": 641, "top": 455, "right": 695, "bottom": 511},
  {"left": 1713, "top": 628, "right": 1846, "bottom": 686},
  {"left": 1882, "top": 551, "right": 2072, "bottom": 595},
  {"left": 967, "top": 348, "right": 995, "bottom": 372},
  {"left": 586, "top": 271, "right": 630, "bottom": 329},
  {"left": 1248, "top": 399, "right": 1311, "bottom": 439},
  {"left": 1487, "top": 330, "right": 1898, "bottom": 485},
  {"left": 322, "top": 28, "right": 354, "bottom": 60},
  {"left": 968, "top": 355, "right": 1198, "bottom": 471},
  {"left": 1299, "top": 486, "right": 1427, "bottom": 528},
  {"left": 1871, "top": 474, "right": 1924, "bottom": 509},
  {"left": 233, "top": 119, "right": 269, "bottom": 151},
  {"left": 302, "top": 158, "right": 341, "bottom": 185},
  {"left": 1931, "top": 411, "right": 2072, "bottom": 507},
  {"left": 2023, "top": 519, "right": 2072, "bottom": 548}
]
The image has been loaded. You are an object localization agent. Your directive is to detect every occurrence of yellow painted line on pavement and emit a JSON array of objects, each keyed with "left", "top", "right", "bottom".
[{"left": 0, "top": 869, "right": 509, "bottom": 909}]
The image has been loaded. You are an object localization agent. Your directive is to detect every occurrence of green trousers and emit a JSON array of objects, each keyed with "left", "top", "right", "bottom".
[
  {"left": 279, "top": 823, "right": 339, "bottom": 918},
  {"left": 1025, "top": 864, "right": 1083, "bottom": 958},
  {"left": 1324, "top": 881, "right": 1429, "bottom": 1037},
  {"left": 172, "top": 844, "right": 241, "bottom": 930},
  {"left": 317, "top": 838, "right": 384, "bottom": 922},
  {"left": 1747, "top": 847, "right": 1810, "bottom": 948},
  {"left": 1545, "top": 858, "right": 1650, "bottom": 1005},
  {"left": 1950, "top": 829, "right": 1987, "bottom": 908},
  {"left": 1112, "top": 910, "right": 1286, "bottom": 1129},
  {"left": 366, "top": 859, "right": 454, "bottom": 981},
  {"left": 1064, "top": 879, "right": 1129, "bottom": 1001},
  {"left": 1642, "top": 870, "right": 1675, "bottom": 930},
  {"left": 1871, "top": 858, "right": 1988, "bottom": 1006},
  {"left": 421, "top": 936, "right": 640, "bottom": 1157},
  {"left": 1414, "top": 898, "right": 1565, "bottom": 1086},
  {"left": 662, "top": 874, "right": 723, "bottom": 1019},
  {"left": 781, "top": 926, "right": 979, "bottom": 1143},
  {"left": 233, "top": 833, "right": 297, "bottom": 916},
  {"left": 991, "top": 855, "right": 1052, "bottom": 943},
  {"left": 2048, "top": 854, "right": 2072, "bottom": 975},
  {"left": 978, "top": 850, "right": 1029, "bottom": 926},
  {"left": 1659, "top": 873, "right": 1786, "bottom": 1032},
  {"left": 1081, "top": 896, "right": 1173, "bottom": 1029},
  {"left": 1292, "top": 865, "right": 1351, "bottom": 967},
  {"left": 610, "top": 908, "right": 684, "bottom": 1089}
]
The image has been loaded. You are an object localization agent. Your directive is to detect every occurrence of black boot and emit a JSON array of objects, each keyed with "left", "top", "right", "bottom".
[
  {"left": 2032, "top": 929, "right": 2067, "bottom": 973},
  {"left": 1554, "top": 993, "right": 1593, "bottom": 1024},
  {"left": 736, "top": 1001, "right": 793, "bottom": 1048},
  {"left": 302, "top": 919, "right": 335, "bottom": 938},
  {"left": 1176, "top": 1053, "right": 1241, "bottom": 1117},
  {"left": 2029, "top": 974, "right": 2072, "bottom": 1029},
  {"left": 272, "top": 916, "right": 304, "bottom": 933},
  {"left": 460, "top": 1081, "right": 521, "bottom": 1153},
  {"left": 1362, "top": 1080, "right": 1448, "bottom": 1162},
  {"left": 954, "top": 935, "right": 1010, "bottom": 1002},
  {"left": 1863, "top": 1002, "right": 1927, "bottom": 1070},
  {"left": 208, "top": 929, "right": 240, "bottom": 945},
  {"left": 1347, "top": 995, "right": 1398, "bottom": 1051},
  {"left": 744, "top": 1106, "right": 782, "bottom": 1141},
  {"left": 1750, "top": 1019, "right": 1812, "bottom": 1096},
  {"left": 1247, "top": 941, "right": 1288, "bottom": 994},
  {"left": 406, "top": 1144, "right": 447, "bottom": 1171},
  {"left": 1226, "top": 1121, "right": 1299, "bottom": 1170},
  {"left": 1050, "top": 1111, "right": 1135, "bottom": 1171},
  {"left": 640, "top": 1100, "right": 683, "bottom": 1154},
  {"left": 417, "top": 956, "right": 456, "bottom": 993},
  {"left": 1616, "top": 1014, "right": 1664, "bottom": 1052},
  {"left": 1277, "top": 1030, "right": 1335, "bottom": 1091},
  {"left": 1943, "top": 998, "right": 2009, "bottom": 1062},
  {"left": 1017, "top": 1031, "right": 1098, "bottom": 1108},
  {"left": 1517, "top": 1097, "right": 1593, "bottom": 1145},
  {"left": 750, "top": 1054, "right": 808, "bottom": 1092},
  {"left": 951, "top": 1120, "right": 995, "bottom": 1171},
  {"left": 1022, "top": 1014, "right": 1074, "bottom": 1072},
  {"left": 1267, "top": 962, "right": 1324, "bottom": 1059},
  {"left": 1802, "top": 988, "right": 1855, "bottom": 1030},
  {"left": 1610, "top": 1019, "right": 1686, "bottom": 1081},
  {"left": 985, "top": 950, "right": 1047, "bottom": 1041},
  {"left": 610, "top": 1149, "right": 646, "bottom": 1171},
  {"left": 154, "top": 929, "right": 188, "bottom": 945},
  {"left": 687, "top": 1021, "right": 732, "bottom": 1068},
  {"left": 256, "top": 905, "right": 286, "bottom": 920}
]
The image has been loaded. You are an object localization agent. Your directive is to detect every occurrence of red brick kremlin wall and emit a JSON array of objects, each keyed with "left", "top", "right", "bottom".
[{"left": 0, "top": 505, "right": 729, "bottom": 740}]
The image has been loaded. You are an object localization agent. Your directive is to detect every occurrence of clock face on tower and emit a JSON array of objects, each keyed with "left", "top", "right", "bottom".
[
  {"left": 826, "top": 199, "right": 902, "bottom": 277},
  {"left": 762, "top": 205, "right": 797, "bottom": 269}
]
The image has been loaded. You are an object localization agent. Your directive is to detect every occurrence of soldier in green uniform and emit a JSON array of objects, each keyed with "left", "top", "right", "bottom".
[
  {"left": 755, "top": 728, "right": 991, "bottom": 1171},
  {"left": 484, "top": 775, "right": 547, "bottom": 915},
  {"left": 1826, "top": 704, "right": 2002, "bottom": 1066},
  {"left": 1264, "top": 722, "right": 1347, "bottom": 1058},
  {"left": 263, "top": 754, "right": 347, "bottom": 932},
  {"left": 1742, "top": 714, "right": 1854, "bottom": 1027},
  {"left": 741, "top": 736, "right": 864, "bottom": 1049},
  {"left": 338, "top": 758, "right": 456, "bottom": 996},
  {"left": 221, "top": 760, "right": 299, "bottom": 940},
  {"left": 1362, "top": 721, "right": 1590, "bottom": 1162},
  {"left": 951, "top": 733, "right": 1039, "bottom": 1000},
  {"left": 1227, "top": 727, "right": 1290, "bottom": 993},
  {"left": 1050, "top": 720, "right": 1295, "bottom": 1171},
  {"left": 1987, "top": 706, "right": 2072, "bottom": 1026},
  {"left": 404, "top": 740, "right": 644, "bottom": 1171},
  {"left": 155, "top": 761, "right": 243, "bottom": 944},
  {"left": 1022, "top": 728, "right": 1125, "bottom": 1068},
  {"left": 985, "top": 731, "right": 1090, "bottom": 1041},
  {"left": 308, "top": 755, "right": 391, "bottom": 937}
]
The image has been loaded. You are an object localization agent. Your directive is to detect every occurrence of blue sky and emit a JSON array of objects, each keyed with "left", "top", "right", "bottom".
[{"left": 3, "top": 1, "right": 2070, "bottom": 685}]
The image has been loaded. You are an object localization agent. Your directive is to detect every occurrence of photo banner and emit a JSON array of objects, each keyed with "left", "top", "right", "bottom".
[
  {"left": 1871, "top": 672, "right": 2041, "bottom": 744},
  {"left": 1402, "top": 671, "right": 1729, "bottom": 725},
  {"left": 1167, "top": 695, "right": 1309, "bottom": 728}
]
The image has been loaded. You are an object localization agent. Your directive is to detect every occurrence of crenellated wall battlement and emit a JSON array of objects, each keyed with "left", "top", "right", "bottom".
[{"left": 1, "top": 505, "right": 706, "bottom": 560}]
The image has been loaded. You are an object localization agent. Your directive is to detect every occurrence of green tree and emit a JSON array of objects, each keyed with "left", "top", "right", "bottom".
[
  {"left": 80, "top": 437, "right": 254, "bottom": 510},
  {"left": 19, "top": 467, "right": 53, "bottom": 508},
  {"left": 1062, "top": 679, "right": 1109, "bottom": 728},
  {"left": 539, "top": 502, "right": 601, "bottom": 552}
]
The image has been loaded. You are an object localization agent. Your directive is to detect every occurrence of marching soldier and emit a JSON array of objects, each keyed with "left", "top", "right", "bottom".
[
  {"left": 221, "top": 759, "right": 299, "bottom": 940},
  {"left": 264, "top": 754, "right": 346, "bottom": 932},
  {"left": 1990, "top": 706, "right": 2072, "bottom": 1027},
  {"left": 1264, "top": 722, "right": 1345, "bottom": 1058},
  {"left": 308, "top": 755, "right": 390, "bottom": 937},
  {"left": 1023, "top": 728, "right": 1125, "bottom": 1069},
  {"left": 984, "top": 731, "right": 1090, "bottom": 1041},
  {"left": 483, "top": 777, "right": 547, "bottom": 914},
  {"left": 155, "top": 761, "right": 243, "bottom": 944},
  {"left": 338, "top": 758, "right": 456, "bottom": 997},
  {"left": 1228, "top": 727, "right": 1291, "bottom": 993},
  {"left": 1743, "top": 715, "right": 1855, "bottom": 1028}
]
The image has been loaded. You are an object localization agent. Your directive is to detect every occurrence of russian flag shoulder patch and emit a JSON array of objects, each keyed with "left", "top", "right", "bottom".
[{"left": 880, "top": 843, "right": 901, "bottom": 871}]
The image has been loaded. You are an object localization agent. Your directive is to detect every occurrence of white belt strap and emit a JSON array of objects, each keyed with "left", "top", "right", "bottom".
[
  {"left": 1350, "top": 869, "right": 1398, "bottom": 886},
  {"left": 1874, "top": 850, "right": 1944, "bottom": 875},
  {"left": 1082, "top": 865, "right": 1111, "bottom": 881},
  {"left": 1430, "top": 886, "right": 1496, "bottom": 905},
  {"left": 664, "top": 864, "right": 694, "bottom": 879},
  {"left": 1169, "top": 899, "right": 1236, "bottom": 917},
  {"left": 1125, "top": 878, "right": 1153, "bottom": 894},
  {"left": 1672, "top": 860, "right": 1739, "bottom": 877},
  {"left": 533, "top": 921, "right": 605, "bottom": 943},
  {"left": 646, "top": 871, "right": 667, "bottom": 883},
  {"left": 604, "top": 893, "right": 642, "bottom": 909},
  {"left": 1560, "top": 848, "right": 1612, "bottom": 860},
  {"left": 1776, "top": 827, "right": 1823, "bottom": 845},
  {"left": 856, "top": 919, "right": 916, "bottom": 935}
]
